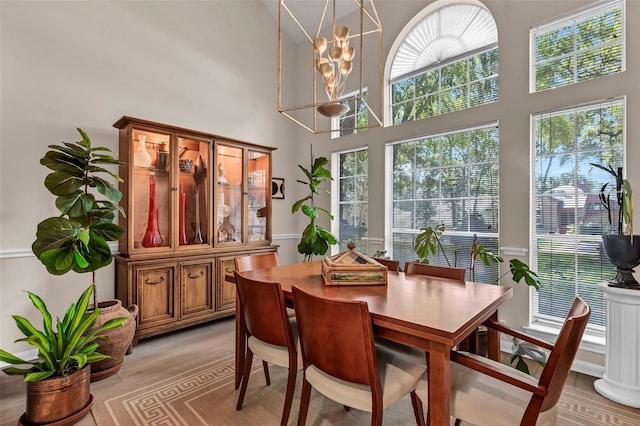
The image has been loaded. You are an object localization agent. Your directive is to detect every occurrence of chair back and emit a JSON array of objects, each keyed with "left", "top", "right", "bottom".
[
  {"left": 234, "top": 252, "right": 279, "bottom": 273},
  {"left": 373, "top": 258, "right": 400, "bottom": 272},
  {"left": 292, "top": 286, "right": 379, "bottom": 388},
  {"left": 234, "top": 271, "right": 294, "bottom": 349},
  {"left": 535, "top": 296, "right": 590, "bottom": 413},
  {"left": 404, "top": 261, "right": 466, "bottom": 282}
]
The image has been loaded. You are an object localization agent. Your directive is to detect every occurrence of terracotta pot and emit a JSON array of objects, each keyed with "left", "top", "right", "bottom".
[
  {"left": 89, "top": 300, "right": 138, "bottom": 382},
  {"left": 25, "top": 365, "right": 91, "bottom": 424}
]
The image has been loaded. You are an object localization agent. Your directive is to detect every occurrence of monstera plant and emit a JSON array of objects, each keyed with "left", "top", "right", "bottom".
[{"left": 292, "top": 156, "right": 337, "bottom": 261}]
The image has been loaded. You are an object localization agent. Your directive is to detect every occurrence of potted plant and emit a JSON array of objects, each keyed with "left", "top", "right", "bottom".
[
  {"left": 590, "top": 163, "right": 640, "bottom": 288},
  {"left": 414, "top": 224, "right": 543, "bottom": 373},
  {"left": 30, "top": 128, "right": 137, "bottom": 381},
  {"left": 291, "top": 155, "right": 338, "bottom": 261},
  {"left": 0, "top": 285, "right": 126, "bottom": 424}
]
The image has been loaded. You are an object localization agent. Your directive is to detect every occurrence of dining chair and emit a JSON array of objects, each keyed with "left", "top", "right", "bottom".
[
  {"left": 234, "top": 271, "right": 301, "bottom": 426},
  {"left": 415, "top": 296, "right": 590, "bottom": 426},
  {"left": 234, "top": 251, "right": 279, "bottom": 272},
  {"left": 292, "top": 285, "right": 427, "bottom": 426},
  {"left": 404, "top": 261, "right": 466, "bottom": 281},
  {"left": 372, "top": 257, "right": 400, "bottom": 272},
  {"left": 234, "top": 252, "right": 281, "bottom": 387}
]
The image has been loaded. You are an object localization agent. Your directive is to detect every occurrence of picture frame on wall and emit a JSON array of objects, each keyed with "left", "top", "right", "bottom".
[{"left": 272, "top": 178, "right": 285, "bottom": 199}]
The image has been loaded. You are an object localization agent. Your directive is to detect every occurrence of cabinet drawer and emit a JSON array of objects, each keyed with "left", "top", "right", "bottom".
[
  {"left": 217, "top": 257, "right": 237, "bottom": 311},
  {"left": 180, "top": 261, "right": 215, "bottom": 318},
  {"left": 135, "top": 265, "right": 177, "bottom": 328}
]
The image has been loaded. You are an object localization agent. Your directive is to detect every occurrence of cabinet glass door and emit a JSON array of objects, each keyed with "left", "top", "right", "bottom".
[
  {"left": 247, "top": 150, "right": 270, "bottom": 242},
  {"left": 132, "top": 128, "right": 172, "bottom": 250},
  {"left": 216, "top": 144, "right": 243, "bottom": 244},
  {"left": 178, "top": 136, "right": 211, "bottom": 247}
]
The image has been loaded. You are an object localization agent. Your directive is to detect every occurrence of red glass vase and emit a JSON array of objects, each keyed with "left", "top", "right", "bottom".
[{"left": 142, "top": 176, "right": 163, "bottom": 248}]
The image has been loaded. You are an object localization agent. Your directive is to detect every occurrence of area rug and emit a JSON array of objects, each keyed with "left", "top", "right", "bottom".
[{"left": 92, "top": 354, "right": 640, "bottom": 426}]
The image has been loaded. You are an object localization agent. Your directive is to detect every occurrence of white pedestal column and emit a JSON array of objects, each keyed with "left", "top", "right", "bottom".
[{"left": 594, "top": 283, "right": 640, "bottom": 408}]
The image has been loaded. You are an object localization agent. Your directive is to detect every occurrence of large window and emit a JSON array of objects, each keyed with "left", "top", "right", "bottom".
[
  {"left": 531, "top": 98, "right": 624, "bottom": 330},
  {"left": 389, "top": 3, "right": 498, "bottom": 125},
  {"left": 332, "top": 148, "right": 369, "bottom": 253},
  {"left": 531, "top": 0, "right": 624, "bottom": 92},
  {"left": 391, "top": 48, "right": 499, "bottom": 124},
  {"left": 387, "top": 123, "right": 499, "bottom": 282}
]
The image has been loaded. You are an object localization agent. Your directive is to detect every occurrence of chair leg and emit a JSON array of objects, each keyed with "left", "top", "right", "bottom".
[
  {"left": 262, "top": 360, "right": 271, "bottom": 386},
  {"left": 410, "top": 391, "right": 425, "bottom": 426},
  {"left": 343, "top": 405, "right": 351, "bottom": 411},
  {"left": 236, "top": 349, "right": 254, "bottom": 410},
  {"left": 297, "top": 377, "right": 312, "bottom": 426},
  {"left": 454, "top": 419, "right": 461, "bottom": 426},
  {"left": 280, "top": 365, "right": 297, "bottom": 426}
]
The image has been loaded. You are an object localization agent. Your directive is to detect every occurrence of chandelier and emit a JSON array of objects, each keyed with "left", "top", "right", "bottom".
[{"left": 278, "top": 0, "right": 383, "bottom": 134}]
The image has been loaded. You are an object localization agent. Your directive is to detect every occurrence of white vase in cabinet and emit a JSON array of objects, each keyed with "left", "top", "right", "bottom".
[{"left": 135, "top": 134, "right": 152, "bottom": 168}]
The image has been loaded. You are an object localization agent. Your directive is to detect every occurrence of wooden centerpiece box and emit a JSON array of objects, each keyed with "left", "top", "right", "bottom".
[{"left": 321, "top": 248, "right": 388, "bottom": 286}]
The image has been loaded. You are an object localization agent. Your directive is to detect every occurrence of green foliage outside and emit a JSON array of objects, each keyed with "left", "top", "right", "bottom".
[
  {"left": 391, "top": 48, "right": 498, "bottom": 125},
  {"left": 0, "top": 285, "right": 127, "bottom": 381},
  {"left": 292, "top": 156, "right": 338, "bottom": 261},
  {"left": 533, "top": 6, "right": 622, "bottom": 91}
]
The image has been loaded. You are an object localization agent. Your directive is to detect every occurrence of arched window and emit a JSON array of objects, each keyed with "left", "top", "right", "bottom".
[{"left": 387, "top": 1, "right": 498, "bottom": 125}]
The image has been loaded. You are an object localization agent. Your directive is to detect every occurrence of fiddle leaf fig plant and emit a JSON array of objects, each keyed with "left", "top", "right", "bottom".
[
  {"left": 31, "top": 128, "right": 126, "bottom": 307},
  {"left": 292, "top": 156, "right": 338, "bottom": 261}
]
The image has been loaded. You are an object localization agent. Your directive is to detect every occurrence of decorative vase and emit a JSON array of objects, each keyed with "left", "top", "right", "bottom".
[
  {"left": 602, "top": 234, "right": 640, "bottom": 288},
  {"left": 142, "top": 176, "right": 163, "bottom": 247},
  {"left": 23, "top": 366, "right": 92, "bottom": 425},
  {"left": 179, "top": 182, "right": 188, "bottom": 245},
  {"left": 134, "top": 134, "right": 152, "bottom": 168},
  {"left": 89, "top": 300, "right": 138, "bottom": 382}
]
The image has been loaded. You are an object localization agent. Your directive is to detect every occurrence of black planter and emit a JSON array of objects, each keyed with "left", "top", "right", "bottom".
[{"left": 602, "top": 234, "right": 640, "bottom": 289}]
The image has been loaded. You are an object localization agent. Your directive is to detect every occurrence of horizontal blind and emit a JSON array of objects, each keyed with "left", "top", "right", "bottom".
[{"left": 530, "top": 97, "right": 624, "bottom": 330}]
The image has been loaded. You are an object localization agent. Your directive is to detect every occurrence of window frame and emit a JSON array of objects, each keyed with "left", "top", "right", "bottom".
[{"left": 529, "top": 0, "right": 625, "bottom": 93}]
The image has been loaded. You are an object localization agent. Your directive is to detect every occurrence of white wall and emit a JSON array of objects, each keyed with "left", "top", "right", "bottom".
[{"left": 0, "top": 0, "right": 303, "bottom": 353}]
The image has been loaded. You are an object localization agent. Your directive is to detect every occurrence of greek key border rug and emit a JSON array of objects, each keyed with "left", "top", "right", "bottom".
[{"left": 92, "top": 354, "right": 640, "bottom": 426}]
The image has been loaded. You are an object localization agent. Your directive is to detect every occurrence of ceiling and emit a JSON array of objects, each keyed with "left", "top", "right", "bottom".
[{"left": 260, "top": 0, "right": 364, "bottom": 43}]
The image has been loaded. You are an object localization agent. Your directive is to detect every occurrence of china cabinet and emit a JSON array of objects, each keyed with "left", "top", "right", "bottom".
[{"left": 113, "top": 116, "right": 276, "bottom": 343}]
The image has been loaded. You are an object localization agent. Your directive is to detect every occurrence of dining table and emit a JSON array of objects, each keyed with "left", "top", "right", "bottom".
[{"left": 235, "top": 261, "right": 513, "bottom": 426}]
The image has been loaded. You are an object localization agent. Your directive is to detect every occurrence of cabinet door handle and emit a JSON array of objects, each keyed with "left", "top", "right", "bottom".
[
  {"left": 188, "top": 270, "right": 205, "bottom": 279},
  {"left": 145, "top": 276, "right": 165, "bottom": 285}
]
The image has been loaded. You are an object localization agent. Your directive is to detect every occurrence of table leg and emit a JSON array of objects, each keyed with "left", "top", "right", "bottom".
[
  {"left": 487, "top": 311, "right": 500, "bottom": 361},
  {"left": 427, "top": 343, "right": 451, "bottom": 426},
  {"left": 235, "top": 292, "right": 246, "bottom": 390}
]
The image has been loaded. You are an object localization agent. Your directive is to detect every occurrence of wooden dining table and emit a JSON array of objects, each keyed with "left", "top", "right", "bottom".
[{"left": 236, "top": 261, "right": 513, "bottom": 426}]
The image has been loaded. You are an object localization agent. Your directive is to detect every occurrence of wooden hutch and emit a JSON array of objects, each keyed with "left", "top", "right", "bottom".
[{"left": 113, "top": 116, "right": 277, "bottom": 343}]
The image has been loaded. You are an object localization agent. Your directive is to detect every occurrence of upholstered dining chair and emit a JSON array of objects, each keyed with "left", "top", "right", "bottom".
[
  {"left": 234, "top": 271, "right": 301, "bottom": 426},
  {"left": 415, "top": 296, "right": 590, "bottom": 426},
  {"left": 404, "top": 261, "right": 466, "bottom": 281},
  {"left": 234, "top": 252, "right": 281, "bottom": 387},
  {"left": 373, "top": 257, "right": 401, "bottom": 272},
  {"left": 292, "top": 285, "right": 427, "bottom": 426}
]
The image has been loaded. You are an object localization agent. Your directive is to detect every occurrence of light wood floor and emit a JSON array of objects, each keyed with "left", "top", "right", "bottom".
[{"left": 0, "top": 316, "right": 613, "bottom": 425}]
